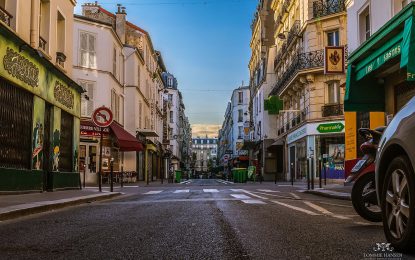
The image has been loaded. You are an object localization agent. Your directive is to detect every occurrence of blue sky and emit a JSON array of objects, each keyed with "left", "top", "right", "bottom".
[{"left": 75, "top": 0, "right": 257, "bottom": 127}]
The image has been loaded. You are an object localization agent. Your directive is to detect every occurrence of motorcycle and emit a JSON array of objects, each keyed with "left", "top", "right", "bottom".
[{"left": 345, "top": 127, "right": 385, "bottom": 222}]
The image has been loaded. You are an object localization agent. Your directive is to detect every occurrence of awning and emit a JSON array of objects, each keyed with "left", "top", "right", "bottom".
[
  {"left": 137, "top": 129, "right": 159, "bottom": 137},
  {"left": 344, "top": 3, "right": 415, "bottom": 112},
  {"left": 110, "top": 122, "right": 144, "bottom": 151}
]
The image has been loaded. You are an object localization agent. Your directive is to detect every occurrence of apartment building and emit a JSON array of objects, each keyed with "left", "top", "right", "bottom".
[
  {"left": 0, "top": 0, "right": 83, "bottom": 191},
  {"left": 270, "top": 0, "right": 347, "bottom": 181}
]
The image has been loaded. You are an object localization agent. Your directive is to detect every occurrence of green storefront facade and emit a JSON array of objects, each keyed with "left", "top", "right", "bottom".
[
  {"left": 345, "top": 2, "right": 415, "bottom": 114},
  {"left": 0, "top": 23, "right": 83, "bottom": 192}
]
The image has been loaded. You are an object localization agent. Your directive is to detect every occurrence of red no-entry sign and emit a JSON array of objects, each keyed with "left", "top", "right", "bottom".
[{"left": 92, "top": 106, "right": 113, "bottom": 128}]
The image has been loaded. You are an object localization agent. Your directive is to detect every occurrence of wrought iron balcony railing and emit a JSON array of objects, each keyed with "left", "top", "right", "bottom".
[
  {"left": 312, "top": 0, "right": 346, "bottom": 19},
  {"left": 286, "top": 20, "right": 301, "bottom": 48},
  {"left": 322, "top": 103, "right": 344, "bottom": 117},
  {"left": 0, "top": 6, "right": 12, "bottom": 26},
  {"left": 39, "top": 36, "right": 47, "bottom": 52}
]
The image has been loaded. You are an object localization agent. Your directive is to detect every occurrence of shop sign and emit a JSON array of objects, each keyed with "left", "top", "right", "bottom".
[
  {"left": 80, "top": 124, "right": 109, "bottom": 137},
  {"left": 317, "top": 122, "right": 344, "bottom": 133},
  {"left": 3, "top": 47, "right": 39, "bottom": 87},
  {"left": 287, "top": 125, "right": 307, "bottom": 144},
  {"left": 54, "top": 81, "right": 74, "bottom": 109},
  {"left": 324, "top": 46, "right": 345, "bottom": 74},
  {"left": 356, "top": 43, "right": 401, "bottom": 80}
]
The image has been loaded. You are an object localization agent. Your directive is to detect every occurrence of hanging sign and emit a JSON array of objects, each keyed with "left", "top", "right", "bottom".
[{"left": 324, "top": 46, "right": 345, "bottom": 74}]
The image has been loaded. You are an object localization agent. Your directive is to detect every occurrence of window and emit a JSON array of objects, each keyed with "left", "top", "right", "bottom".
[
  {"left": 80, "top": 32, "right": 96, "bottom": 68},
  {"left": 327, "top": 81, "right": 340, "bottom": 104},
  {"left": 359, "top": 7, "right": 370, "bottom": 43},
  {"left": 259, "top": 92, "right": 262, "bottom": 112},
  {"left": 238, "top": 126, "right": 243, "bottom": 139},
  {"left": 113, "top": 47, "right": 117, "bottom": 77},
  {"left": 238, "top": 109, "right": 243, "bottom": 122},
  {"left": 238, "top": 92, "right": 243, "bottom": 104},
  {"left": 168, "top": 94, "right": 173, "bottom": 102},
  {"left": 327, "top": 30, "right": 339, "bottom": 46},
  {"left": 39, "top": 0, "right": 50, "bottom": 52},
  {"left": 170, "top": 111, "right": 173, "bottom": 123},
  {"left": 119, "top": 96, "right": 124, "bottom": 125},
  {"left": 79, "top": 81, "right": 95, "bottom": 117},
  {"left": 56, "top": 11, "right": 65, "bottom": 66}
]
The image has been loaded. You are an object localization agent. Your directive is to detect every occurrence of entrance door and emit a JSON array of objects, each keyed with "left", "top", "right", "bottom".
[
  {"left": 79, "top": 143, "right": 97, "bottom": 184},
  {"left": 289, "top": 146, "right": 296, "bottom": 182},
  {"left": 43, "top": 104, "right": 52, "bottom": 191}
]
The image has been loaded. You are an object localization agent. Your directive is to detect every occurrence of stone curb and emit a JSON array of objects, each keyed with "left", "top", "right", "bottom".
[
  {"left": 304, "top": 190, "right": 351, "bottom": 201},
  {"left": 0, "top": 192, "right": 122, "bottom": 221}
]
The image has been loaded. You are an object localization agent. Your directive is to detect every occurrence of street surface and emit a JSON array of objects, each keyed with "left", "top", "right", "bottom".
[{"left": 0, "top": 179, "right": 410, "bottom": 259}]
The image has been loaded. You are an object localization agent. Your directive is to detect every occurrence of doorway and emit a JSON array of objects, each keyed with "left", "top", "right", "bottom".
[
  {"left": 79, "top": 143, "right": 98, "bottom": 185},
  {"left": 289, "top": 145, "right": 296, "bottom": 182}
]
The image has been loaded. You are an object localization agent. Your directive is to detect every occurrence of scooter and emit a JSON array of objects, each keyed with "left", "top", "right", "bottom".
[{"left": 345, "top": 127, "right": 385, "bottom": 222}]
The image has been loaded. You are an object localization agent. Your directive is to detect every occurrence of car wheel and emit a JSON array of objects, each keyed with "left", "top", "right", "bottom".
[{"left": 381, "top": 155, "right": 415, "bottom": 252}]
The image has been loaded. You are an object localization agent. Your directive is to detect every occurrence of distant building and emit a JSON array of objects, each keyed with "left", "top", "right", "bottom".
[
  {"left": 191, "top": 137, "right": 218, "bottom": 173},
  {"left": 218, "top": 86, "right": 250, "bottom": 170}
]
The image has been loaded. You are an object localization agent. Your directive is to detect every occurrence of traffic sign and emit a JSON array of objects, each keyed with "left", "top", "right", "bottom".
[{"left": 92, "top": 107, "right": 113, "bottom": 128}]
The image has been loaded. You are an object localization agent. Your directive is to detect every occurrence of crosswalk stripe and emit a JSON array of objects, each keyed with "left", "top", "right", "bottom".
[
  {"left": 271, "top": 200, "right": 320, "bottom": 216},
  {"left": 290, "top": 193, "right": 301, "bottom": 199},
  {"left": 257, "top": 189, "right": 280, "bottom": 193},
  {"left": 241, "top": 190, "right": 268, "bottom": 200},
  {"left": 174, "top": 189, "right": 189, "bottom": 193},
  {"left": 231, "top": 194, "right": 251, "bottom": 199},
  {"left": 143, "top": 191, "right": 163, "bottom": 195},
  {"left": 203, "top": 189, "right": 219, "bottom": 193},
  {"left": 242, "top": 200, "right": 266, "bottom": 204}
]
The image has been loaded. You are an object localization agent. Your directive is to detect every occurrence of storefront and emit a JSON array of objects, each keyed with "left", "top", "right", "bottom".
[
  {"left": 344, "top": 3, "right": 415, "bottom": 171},
  {"left": 79, "top": 120, "right": 143, "bottom": 185},
  {"left": 286, "top": 121, "right": 345, "bottom": 181},
  {"left": 0, "top": 25, "right": 83, "bottom": 192}
]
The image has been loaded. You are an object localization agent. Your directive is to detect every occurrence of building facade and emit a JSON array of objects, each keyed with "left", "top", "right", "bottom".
[
  {"left": 344, "top": 0, "right": 415, "bottom": 174},
  {"left": 0, "top": 0, "right": 83, "bottom": 191},
  {"left": 191, "top": 137, "right": 217, "bottom": 174},
  {"left": 218, "top": 86, "right": 250, "bottom": 172},
  {"left": 80, "top": 2, "right": 166, "bottom": 183},
  {"left": 270, "top": 0, "right": 348, "bottom": 182},
  {"left": 248, "top": 0, "right": 280, "bottom": 181}
]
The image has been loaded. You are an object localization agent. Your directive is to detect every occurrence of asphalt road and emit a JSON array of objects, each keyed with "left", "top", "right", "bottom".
[{"left": 0, "top": 179, "right": 411, "bottom": 259}]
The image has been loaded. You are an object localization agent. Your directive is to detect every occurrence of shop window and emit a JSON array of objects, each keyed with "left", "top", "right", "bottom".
[
  {"left": 60, "top": 110, "right": 73, "bottom": 172},
  {"left": 359, "top": 6, "right": 371, "bottom": 43},
  {"left": 0, "top": 79, "right": 33, "bottom": 169},
  {"left": 80, "top": 31, "right": 96, "bottom": 68},
  {"left": 327, "top": 30, "right": 339, "bottom": 46}
]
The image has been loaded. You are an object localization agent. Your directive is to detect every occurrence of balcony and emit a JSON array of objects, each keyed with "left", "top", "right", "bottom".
[
  {"left": 286, "top": 20, "right": 301, "bottom": 48},
  {"left": 312, "top": 0, "right": 346, "bottom": 19},
  {"left": 56, "top": 52, "right": 66, "bottom": 68},
  {"left": 322, "top": 103, "right": 344, "bottom": 117},
  {"left": 0, "top": 6, "right": 12, "bottom": 26},
  {"left": 39, "top": 36, "right": 47, "bottom": 52}
]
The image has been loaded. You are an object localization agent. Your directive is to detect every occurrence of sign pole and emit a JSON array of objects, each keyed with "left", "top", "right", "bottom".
[{"left": 98, "top": 127, "right": 103, "bottom": 192}]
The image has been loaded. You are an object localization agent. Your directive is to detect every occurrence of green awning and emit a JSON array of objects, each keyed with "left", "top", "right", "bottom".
[{"left": 344, "top": 2, "right": 415, "bottom": 112}]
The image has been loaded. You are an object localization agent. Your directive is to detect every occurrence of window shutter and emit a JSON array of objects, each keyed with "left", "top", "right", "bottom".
[
  {"left": 88, "top": 34, "right": 96, "bottom": 68},
  {"left": 80, "top": 33, "right": 88, "bottom": 67},
  {"left": 87, "top": 83, "right": 94, "bottom": 116}
]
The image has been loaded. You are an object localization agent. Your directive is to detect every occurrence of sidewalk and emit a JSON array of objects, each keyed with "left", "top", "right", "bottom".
[
  {"left": 301, "top": 183, "right": 352, "bottom": 200},
  {"left": 0, "top": 188, "right": 122, "bottom": 221}
]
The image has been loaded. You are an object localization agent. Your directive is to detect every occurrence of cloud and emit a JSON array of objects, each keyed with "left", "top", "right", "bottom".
[{"left": 191, "top": 124, "right": 221, "bottom": 138}]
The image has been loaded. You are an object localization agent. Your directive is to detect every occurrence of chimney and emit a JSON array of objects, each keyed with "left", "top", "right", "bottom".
[
  {"left": 82, "top": 1, "right": 100, "bottom": 17},
  {"left": 116, "top": 4, "right": 126, "bottom": 44}
]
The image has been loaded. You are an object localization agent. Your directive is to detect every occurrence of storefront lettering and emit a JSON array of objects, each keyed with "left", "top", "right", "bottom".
[
  {"left": 287, "top": 127, "right": 307, "bottom": 143},
  {"left": 359, "top": 44, "right": 401, "bottom": 80},
  {"left": 317, "top": 123, "right": 344, "bottom": 133},
  {"left": 3, "top": 47, "right": 39, "bottom": 87},
  {"left": 54, "top": 81, "right": 74, "bottom": 109}
]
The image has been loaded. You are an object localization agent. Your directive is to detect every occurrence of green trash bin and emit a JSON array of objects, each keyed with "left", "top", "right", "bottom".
[
  {"left": 175, "top": 170, "right": 182, "bottom": 183},
  {"left": 240, "top": 168, "right": 248, "bottom": 183}
]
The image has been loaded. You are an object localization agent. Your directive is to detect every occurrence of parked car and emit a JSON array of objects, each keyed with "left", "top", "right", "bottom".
[{"left": 375, "top": 96, "right": 415, "bottom": 252}]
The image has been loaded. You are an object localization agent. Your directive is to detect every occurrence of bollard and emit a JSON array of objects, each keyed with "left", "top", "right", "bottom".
[
  {"left": 319, "top": 159, "right": 322, "bottom": 189},
  {"left": 290, "top": 163, "right": 294, "bottom": 186},
  {"left": 311, "top": 158, "right": 314, "bottom": 190},
  {"left": 83, "top": 163, "right": 86, "bottom": 188},
  {"left": 110, "top": 159, "right": 114, "bottom": 192},
  {"left": 307, "top": 159, "right": 310, "bottom": 190},
  {"left": 323, "top": 158, "right": 327, "bottom": 186},
  {"left": 121, "top": 166, "right": 124, "bottom": 188}
]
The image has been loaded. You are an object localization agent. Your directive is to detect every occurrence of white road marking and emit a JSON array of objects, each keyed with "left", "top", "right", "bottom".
[
  {"left": 230, "top": 189, "right": 245, "bottom": 192},
  {"left": 271, "top": 200, "right": 320, "bottom": 216},
  {"left": 231, "top": 194, "right": 251, "bottom": 199},
  {"left": 123, "top": 186, "right": 139, "bottom": 188},
  {"left": 203, "top": 189, "right": 219, "bottom": 193},
  {"left": 241, "top": 190, "right": 268, "bottom": 200},
  {"left": 303, "top": 201, "right": 350, "bottom": 220},
  {"left": 317, "top": 201, "right": 353, "bottom": 208},
  {"left": 254, "top": 192, "right": 294, "bottom": 199},
  {"left": 278, "top": 185, "right": 306, "bottom": 188},
  {"left": 180, "top": 180, "right": 192, "bottom": 184},
  {"left": 242, "top": 200, "right": 266, "bottom": 204},
  {"left": 174, "top": 189, "right": 189, "bottom": 193},
  {"left": 290, "top": 193, "right": 301, "bottom": 199},
  {"left": 257, "top": 189, "right": 280, "bottom": 193},
  {"left": 143, "top": 191, "right": 163, "bottom": 195}
]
